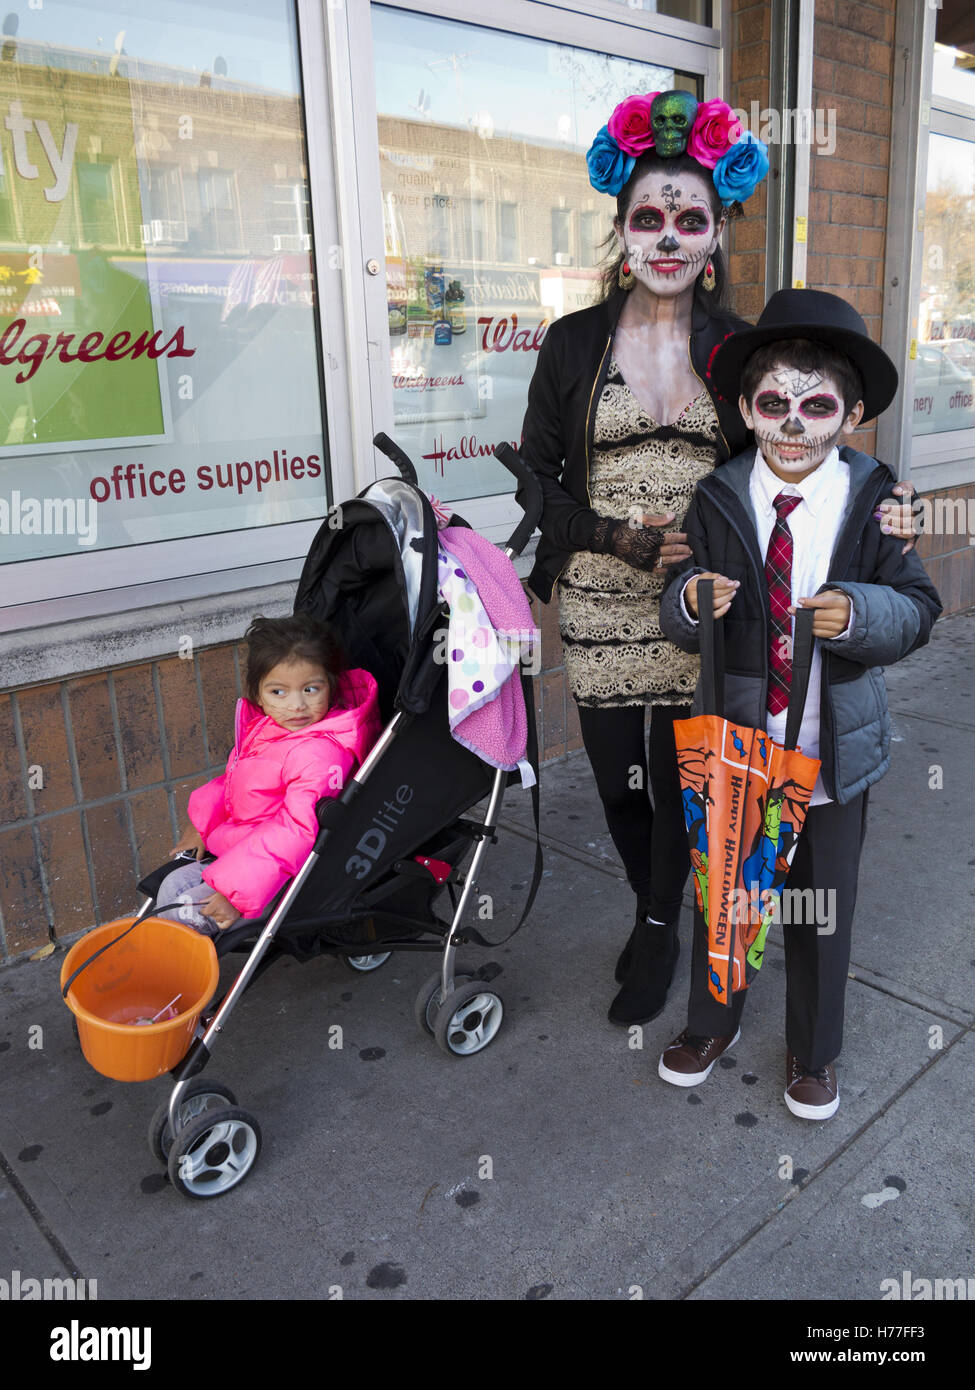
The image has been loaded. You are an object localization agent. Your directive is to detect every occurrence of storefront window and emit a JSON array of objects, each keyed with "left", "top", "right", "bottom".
[
  {"left": 604, "top": 1, "right": 713, "bottom": 24},
  {"left": 914, "top": 132, "right": 975, "bottom": 436},
  {"left": 372, "top": 4, "right": 700, "bottom": 501},
  {"left": 0, "top": 0, "right": 327, "bottom": 563}
]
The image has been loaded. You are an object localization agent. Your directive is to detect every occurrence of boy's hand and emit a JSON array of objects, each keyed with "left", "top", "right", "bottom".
[
  {"left": 791, "top": 590, "right": 852, "bottom": 638},
  {"left": 685, "top": 572, "right": 739, "bottom": 619},
  {"left": 875, "top": 481, "right": 918, "bottom": 553},
  {"left": 170, "top": 825, "right": 205, "bottom": 860},
  {"left": 200, "top": 892, "right": 241, "bottom": 931},
  {"left": 637, "top": 512, "right": 692, "bottom": 568}
]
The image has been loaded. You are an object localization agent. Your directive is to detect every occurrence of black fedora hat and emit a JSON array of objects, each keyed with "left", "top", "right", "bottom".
[{"left": 708, "top": 288, "right": 898, "bottom": 422}]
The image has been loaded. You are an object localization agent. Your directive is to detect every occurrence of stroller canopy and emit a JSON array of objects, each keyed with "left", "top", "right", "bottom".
[{"left": 294, "top": 478, "right": 447, "bottom": 720}]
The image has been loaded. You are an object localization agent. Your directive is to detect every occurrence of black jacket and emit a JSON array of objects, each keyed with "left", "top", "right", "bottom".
[
  {"left": 657, "top": 446, "right": 943, "bottom": 803},
  {"left": 520, "top": 290, "right": 753, "bottom": 602}
]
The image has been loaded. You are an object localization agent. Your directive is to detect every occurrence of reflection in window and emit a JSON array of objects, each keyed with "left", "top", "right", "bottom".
[
  {"left": 78, "top": 162, "right": 122, "bottom": 247},
  {"left": 372, "top": 3, "right": 698, "bottom": 500},
  {"left": 914, "top": 132, "right": 975, "bottom": 436},
  {"left": 0, "top": 0, "right": 329, "bottom": 563},
  {"left": 498, "top": 202, "right": 518, "bottom": 263},
  {"left": 551, "top": 207, "right": 573, "bottom": 265},
  {"left": 603, "top": 0, "right": 713, "bottom": 25}
]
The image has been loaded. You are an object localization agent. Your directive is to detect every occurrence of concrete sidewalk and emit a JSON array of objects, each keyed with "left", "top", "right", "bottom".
[{"left": 1, "top": 611, "right": 973, "bottom": 1302}]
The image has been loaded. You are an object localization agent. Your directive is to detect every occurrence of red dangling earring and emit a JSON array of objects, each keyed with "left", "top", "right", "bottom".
[
  {"left": 703, "top": 259, "right": 716, "bottom": 292},
  {"left": 619, "top": 259, "right": 635, "bottom": 290}
]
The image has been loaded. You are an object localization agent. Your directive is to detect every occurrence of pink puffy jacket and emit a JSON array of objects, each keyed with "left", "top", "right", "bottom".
[{"left": 188, "top": 668, "right": 381, "bottom": 917}]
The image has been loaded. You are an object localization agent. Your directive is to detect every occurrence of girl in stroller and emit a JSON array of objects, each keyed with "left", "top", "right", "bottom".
[{"left": 159, "top": 612, "right": 381, "bottom": 934}]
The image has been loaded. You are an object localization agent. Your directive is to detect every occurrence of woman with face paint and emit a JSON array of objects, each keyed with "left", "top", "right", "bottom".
[{"left": 520, "top": 93, "right": 916, "bottom": 1028}]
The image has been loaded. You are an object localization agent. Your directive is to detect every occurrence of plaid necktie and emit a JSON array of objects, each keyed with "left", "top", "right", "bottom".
[{"left": 765, "top": 490, "right": 803, "bottom": 716}]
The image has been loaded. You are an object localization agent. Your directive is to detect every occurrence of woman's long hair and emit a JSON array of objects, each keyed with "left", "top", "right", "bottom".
[{"left": 594, "top": 151, "right": 738, "bottom": 313}]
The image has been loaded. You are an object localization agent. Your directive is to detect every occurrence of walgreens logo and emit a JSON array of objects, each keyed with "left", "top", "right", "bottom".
[
  {"left": 0, "top": 316, "right": 194, "bottom": 383},
  {"left": 476, "top": 313, "right": 548, "bottom": 354}
]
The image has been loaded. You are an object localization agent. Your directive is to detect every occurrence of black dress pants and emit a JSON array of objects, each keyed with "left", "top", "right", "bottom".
[
  {"left": 686, "top": 790, "right": 869, "bottom": 1071},
  {"left": 577, "top": 702, "right": 691, "bottom": 924}
]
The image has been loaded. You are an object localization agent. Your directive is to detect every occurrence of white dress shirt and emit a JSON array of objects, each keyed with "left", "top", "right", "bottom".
[{"left": 681, "top": 445, "right": 854, "bottom": 805}]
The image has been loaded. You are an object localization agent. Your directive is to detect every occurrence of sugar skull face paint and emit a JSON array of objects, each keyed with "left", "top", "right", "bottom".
[
  {"left": 616, "top": 169, "right": 721, "bottom": 299},
  {"left": 741, "top": 367, "right": 860, "bottom": 477}
]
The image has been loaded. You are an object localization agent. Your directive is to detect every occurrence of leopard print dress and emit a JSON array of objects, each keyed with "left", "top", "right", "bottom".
[{"left": 557, "top": 356, "right": 721, "bottom": 708}]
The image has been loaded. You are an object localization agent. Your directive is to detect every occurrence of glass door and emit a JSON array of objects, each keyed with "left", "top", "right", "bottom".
[{"left": 344, "top": 0, "right": 719, "bottom": 535}]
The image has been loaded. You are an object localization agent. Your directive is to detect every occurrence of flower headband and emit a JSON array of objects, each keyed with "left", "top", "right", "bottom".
[{"left": 587, "top": 91, "right": 770, "bottom": 207}]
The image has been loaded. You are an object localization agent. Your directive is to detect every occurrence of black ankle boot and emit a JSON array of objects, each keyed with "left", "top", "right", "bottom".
[
  {"left": 614, "top": 898, "right": 653, "bottom": 983},
  {"left": 608, "top": 918, "right": 679, "bottom": 1026}
]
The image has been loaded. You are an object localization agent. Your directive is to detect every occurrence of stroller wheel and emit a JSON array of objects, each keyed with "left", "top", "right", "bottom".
[
  {"left": 433, "top": 980, "right": 504, "bottom": 1057},
  {"left": 413, "top": 970, "right": 475, "bottom": 1036},
  {"left": 167, "top": 1106, "right": 261, "bottom": 1199},
  {"left": 341, "top": 952, "right": 392, "bottom": 973},
  {"left": 148, "top": 1080, "right": 237, "bottom": 1164}
]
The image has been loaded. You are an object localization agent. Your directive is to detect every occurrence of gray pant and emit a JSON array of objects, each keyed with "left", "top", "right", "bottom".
[{"left": 155, "top": 861, "right": 221, "bottom": 937}]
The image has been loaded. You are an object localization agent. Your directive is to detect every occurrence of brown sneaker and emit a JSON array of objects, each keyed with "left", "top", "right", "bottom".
[
  {"left": 785, "top": 1051, "right": 840, "bottom": 1119},
  {"left": 658, "top": 1027, "right": 741, "bottom": 1087}
]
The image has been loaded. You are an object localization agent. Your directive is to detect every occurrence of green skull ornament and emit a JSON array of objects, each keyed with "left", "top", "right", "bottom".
[{"left": 650, "top": 91, "right": 698, "bottom": 158}]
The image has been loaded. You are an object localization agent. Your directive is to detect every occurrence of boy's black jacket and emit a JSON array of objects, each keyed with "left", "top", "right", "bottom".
[
  {"left": 658, "top": 446, "right": 942, "bottom": 804},
  {"left": 520, "top": 292, "right": 753, "bottom": 603}
]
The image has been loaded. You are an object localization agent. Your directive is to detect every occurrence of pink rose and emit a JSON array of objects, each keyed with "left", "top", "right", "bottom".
[
  {"left": 607, "top": 92, "right": 660, "bottom": 156},
  {"left": 687, "top": 100, "right": 742, "bottom": 169}
]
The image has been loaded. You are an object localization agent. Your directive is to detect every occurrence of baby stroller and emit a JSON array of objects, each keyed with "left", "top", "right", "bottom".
[{"left": 93, "top": 435, "right": 543, "bottom": 1199}]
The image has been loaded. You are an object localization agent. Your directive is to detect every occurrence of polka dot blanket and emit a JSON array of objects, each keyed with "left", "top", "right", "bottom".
[{"left": 437, "top": 526, "right": 537, "bottom": 787}]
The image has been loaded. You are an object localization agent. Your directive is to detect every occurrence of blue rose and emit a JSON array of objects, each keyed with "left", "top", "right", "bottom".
[
  {"left": 713, "top": 130, "right": 770, "bottom": 204},
  {"left": 586, "top": 126, "right": 636, "bottom": 197}
]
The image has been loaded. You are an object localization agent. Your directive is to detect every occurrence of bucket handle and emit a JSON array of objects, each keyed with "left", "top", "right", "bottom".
[{"left": 61, "top": 905, "right": 184, "bottom": 1000}]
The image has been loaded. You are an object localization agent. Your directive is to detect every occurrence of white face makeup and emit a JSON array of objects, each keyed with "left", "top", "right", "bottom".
[
  {"left": 615, "top": 170, "right": 722, "bottom": 298},
  {"left": 741, "top": 367, "right": 862, "bottom": 478}
]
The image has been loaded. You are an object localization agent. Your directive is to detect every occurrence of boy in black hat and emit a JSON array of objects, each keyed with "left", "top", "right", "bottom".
[{"left": 657, "top": 288, "right": 941, "bottom": 1118}]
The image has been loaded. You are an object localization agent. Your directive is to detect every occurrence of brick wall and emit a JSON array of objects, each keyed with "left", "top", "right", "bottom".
[
  {"left": 728, "top": 0, "right": 772, "bottom": 320},
  {"left": 0, "top": 649, "right": 242, "bottom": 961},
  {"left": 914, "top": 484, "right": 975, "bottom": 615},
  {"left": 808, "top": 0, "right": 896, "bottom": 456}
]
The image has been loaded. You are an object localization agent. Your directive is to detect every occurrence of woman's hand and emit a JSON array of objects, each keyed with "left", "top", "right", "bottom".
[
  {"left": 170, "top": 825, "right": 205, "bottom": 860},
  {"left": 684, "top": 571, "right": 739, "bottom": 619},
  {"left": 638, "top": 511, "right": 693, "bottom": 568},
  {"left": 200, "top": 892, "right": 241, "bottom": 931},
  {"left": 876, "top": 481, "right": 918, "bottom": 553}
]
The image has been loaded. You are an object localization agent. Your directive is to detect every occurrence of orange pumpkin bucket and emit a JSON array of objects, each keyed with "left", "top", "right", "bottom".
[{"left": 61, "top": 917, "right": 219, "bottom": 1082}]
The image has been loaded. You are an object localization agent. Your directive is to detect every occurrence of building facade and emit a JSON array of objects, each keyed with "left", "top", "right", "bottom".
[{"left": 1, "top": 0, "right": 973, "bottom": 960}]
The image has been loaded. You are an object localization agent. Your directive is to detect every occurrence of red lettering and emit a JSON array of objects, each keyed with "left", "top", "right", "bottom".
[
  {"left": 149, "top": 470, "right": 166, "bottom": 496},
  {"left": 104, "top": 331, "right": 132, "bottom": 361},
  {"left": 169, "top": 468, "right": 185, "bottom": 494},
  {"left": 291, "top": 456, "right": 305, "bottom": 479},
  {"left": 77, "top": 332, "right": 105, "bottom": 363},
  {"left": 15, "top": 333, "right": 50, "bottom": 383},
  {"left": 305, "top": 454, "right": 321, "bottom": 478},
  {"left": 52, "top": 331, "right": 79, "bottom": 363},
  {"left": 0, "top": 317, "right": 25, "bottom": 364}
]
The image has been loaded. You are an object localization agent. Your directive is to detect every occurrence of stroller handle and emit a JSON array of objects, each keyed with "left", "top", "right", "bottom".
[
  {"left": 494, "top": 443, "right": 544, "bottom": 558},
  {"left": 373, "top": 432, "right": 419, "bottom": 485}
]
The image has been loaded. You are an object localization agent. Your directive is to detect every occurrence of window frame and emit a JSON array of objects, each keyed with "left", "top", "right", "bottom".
[
  {"left": 346, "top": 0, "right": 721, "bottom": 544},
  {"left": 1, "top": 0, "right": 356, "bottom": 637},
  {"left": 909, "top": 99, "right": 975, "bottom": 488}
]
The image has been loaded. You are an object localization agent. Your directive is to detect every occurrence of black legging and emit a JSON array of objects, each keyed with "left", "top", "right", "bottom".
[{"left": 577, "top": 702, "right": 691, "bottom": 924}]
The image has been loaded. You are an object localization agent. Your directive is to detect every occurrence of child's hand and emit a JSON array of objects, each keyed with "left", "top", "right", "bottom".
[
  {"left": 200, "top": 892, "right": 241, "bottom": 930},
  {"left": 685, "top": 572, "right": 739, "bottom": 619},
  {"left": 875, "top": 482, "right": 918, "bottom": 553},
  {"left": 791, "top": 590, "right": 852, "bottom": 638},
  {"left": 170, "top": 825, "right": 205, "bottom": 860}
]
